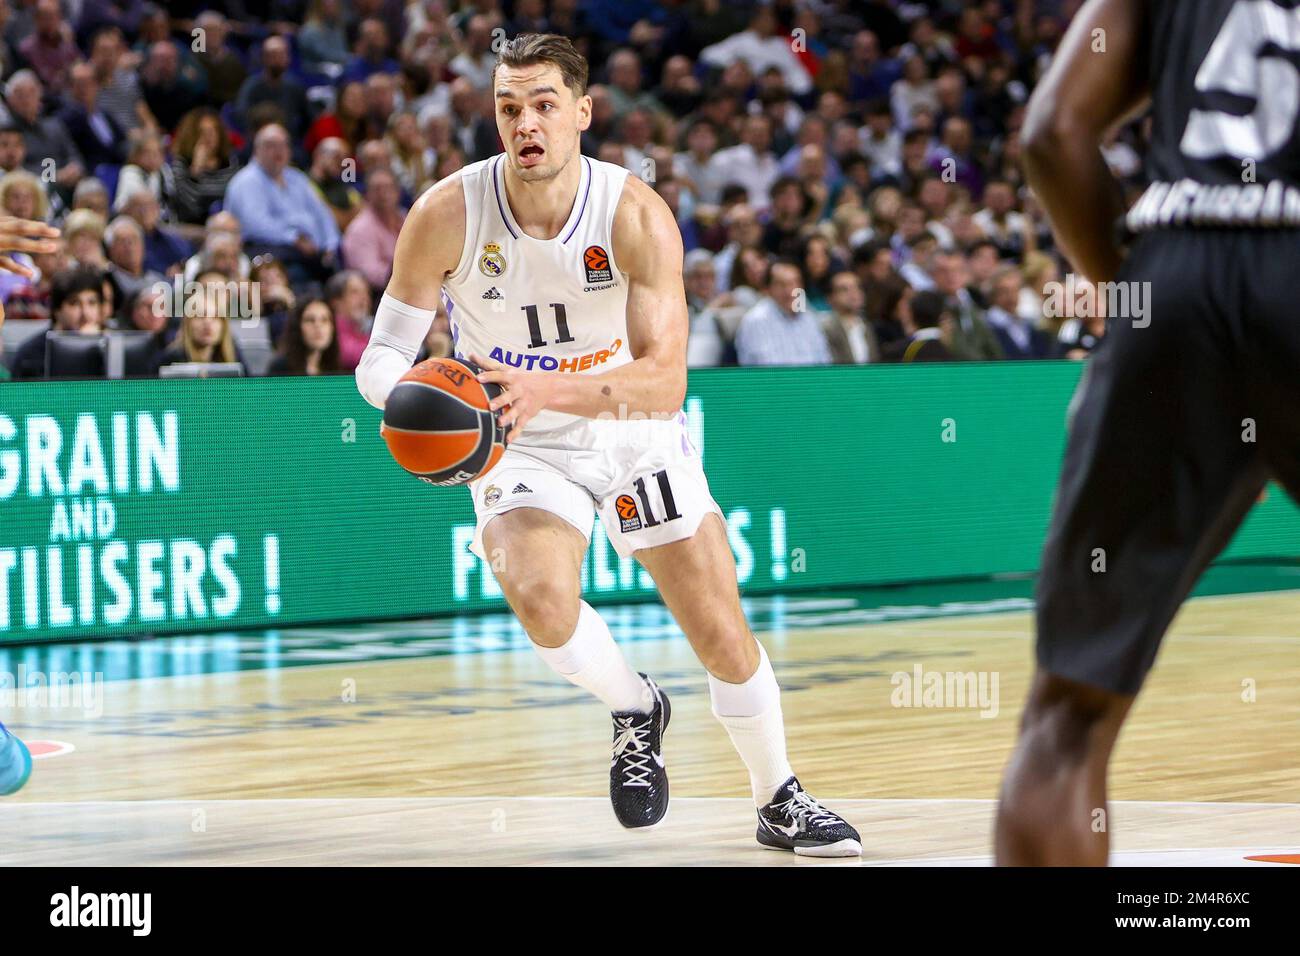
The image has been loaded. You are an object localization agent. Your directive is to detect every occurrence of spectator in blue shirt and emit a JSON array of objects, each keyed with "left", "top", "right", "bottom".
[
  {"left": 224, "top": 123, "right": 339, "bottom": 285},
  {"left": 735, "top": 259, "right": 832, "bottom": 367}
]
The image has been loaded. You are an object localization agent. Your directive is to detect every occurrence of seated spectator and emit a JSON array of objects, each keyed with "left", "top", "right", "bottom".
[
  {"left": 823, "top": 271, "right": 882, "bottom": 364},
  {"left": 309, "top": 137, "right": 363, "bottom": 233},
  {"left": 1057, "top": 308, "right": 1107, "bottom": 360},
  {"left": 386, "top": 109, "right": 434, "bottom": 197},
  {"left": 0, "top": 167, "right": 46, "bottom": 222},
  {"left": 0, "top": 124, "right": 27, "bottom": 176},
  {"left": 20, "top": 0, "right": 79, "bottom": 96},
  {"left": 267, "top": 297, "right": 341, "bottom": 375},
  {"left": 342, "top": 18, "right": 401, "bottom": 86},
  {"left": 182, "top": 212, "right": 251, "bottom": 283},
  {"left": 882, "top": 289, "right": 953, "bottom": 363},
  {"left": 341, "top": 167, "right": 404, "bottom": 291},
  {"left": 675, "top": 118, "right": 725, "bottom": 208},
  {"left": 191, "top": 12, "right": 246, "bottom": 109},
  {"left": 0, "top": 171, "right": 48, "bottom": 299},
  {"left": 5, "top": 70, "right": 84, "bottom": 192},
  {"left": 305, "top": 81, "right": 366, "bottom": 157},
  {"left": 762, "top": 176, "right": 809, "bottom": 259},
  {"left": 7, "top": 266, "right": 104, "bottom": 378},
  {"left": 972, "top": 180, "right": 1028, "bottom": 259},
  {"left": 299, "top": 0, "right": 350, "bottom": 76},
  {"left": 1, "top": 244, "right": 66, "bottom": 323},
  {"left": 170, "top": 107, "right": 240, "bottom": 225},
  {"left": 735, "top": 259, "right": 831, "bottom": 367},
  {"left": 152, "top": 271, "right": 248, "bottom": 375},
  {"left": 224, "top": 124, "right": 340, "bottom": 285},
  {"left": 87, "top": 25, "right": 148, "bottom": 133},
  {"left": 64, "top": 208, "right": 108, "bottom": 269},
  {"left": 800, "top": 234, "right": 842, "bottom": 312},
  {"left": 445, "top": 15, "right": 493, "bottom": 89},
  {"left": 139, "top": 39, "right": 203, "bottom": 133},
  {"left": 100, "top": 271, "right": 120, "bottom": 326},
  {"left": 726, "top": 246, "right": 770, "bottom": 315},
  {"left": 932, "top": 251, "right": 1003, "bottom": 361},
  {"left": 607, "top": 49, "right": 664, "bottom": 120},
  {"left": 104, "top": 214, "right": 163, "bottom": 302},
  {"left": 190, "top": 230, "right": 242, "bottom": 283},
  {"left": 114, "top": 129, "right": 174, "bottom": 215},
  {"left": 114, "top": 284, "right": 174, "bottom": 372},
  {"left": 699, "top": 5, "right": 813, "bottom": 97},
  {"left": 325, "top": 268, "right": 373, "bottom": 372},
  {"left": 71, "top": 175, "right": 111, "bottom": 218},
  {"left": 249, "top": 255, "right": 295, "bottom": 345},
  {"left": 236, "top": 36, "right": 309, "bottom": 141},
  {"left": 122, "top": 189, "right": 191, "bottom": 276},
  {"left": 682, "top": 249, "right": 736, "bottom": 367},
  {"left": 706, "top": 114, "right": 779, "bottom": 213},
  {"left": 986, "top": 266, "right": 1055, "bottom": 360},
  {"left": 58, "top": 62, "right": 127, "bottom": 170},
  {"left": 712, "top": 201, "right": 762, "bottom": 292}
]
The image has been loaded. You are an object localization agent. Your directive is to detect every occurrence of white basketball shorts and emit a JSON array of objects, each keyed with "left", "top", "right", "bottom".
[{"left": 466, "top": 413, "right": 723, "bottom": 560}]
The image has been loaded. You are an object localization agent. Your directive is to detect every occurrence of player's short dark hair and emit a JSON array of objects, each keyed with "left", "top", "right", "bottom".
[
  {"left": 494, "top": 33, "right": 589, "bottom": 97},
  {"left": 51, "top": 267, "right": 105, "bottom": 314}
]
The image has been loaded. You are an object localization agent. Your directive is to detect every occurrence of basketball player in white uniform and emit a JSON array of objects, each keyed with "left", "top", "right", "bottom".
[{"left": 357, "top": 35, "right": 860, "bottom": 856}]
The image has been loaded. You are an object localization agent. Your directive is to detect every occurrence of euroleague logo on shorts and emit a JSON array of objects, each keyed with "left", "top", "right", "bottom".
[
  {"left": 583, "top": 244, "right": 612, "bottom": 284},
  {"left": 615, "top": 494, "right": 642, "bottom": 533}
]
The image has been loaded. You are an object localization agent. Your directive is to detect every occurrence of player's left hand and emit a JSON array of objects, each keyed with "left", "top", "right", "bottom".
[{"left": 470, "top": 351, "right": 558, "bottom": 444}]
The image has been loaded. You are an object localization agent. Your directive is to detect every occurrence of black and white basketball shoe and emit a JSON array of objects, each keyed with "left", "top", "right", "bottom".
[
  {"left": 756, "top": 776, "right": 862, "bottom": 857},
  {"left": 608, "top": 674, "right": 670, "bottom": 828}
]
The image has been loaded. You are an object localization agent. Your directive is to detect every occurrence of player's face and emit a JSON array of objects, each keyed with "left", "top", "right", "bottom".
[{"left": 494, "top": 63, "right": 590, "bottom": 183}]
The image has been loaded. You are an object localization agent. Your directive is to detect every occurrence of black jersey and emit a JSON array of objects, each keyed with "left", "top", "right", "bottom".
[{"left": 1127, "top": 0, "right": 1300, "bottom": 230}]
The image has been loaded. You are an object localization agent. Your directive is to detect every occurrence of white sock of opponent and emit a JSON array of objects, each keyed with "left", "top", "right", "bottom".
[
  {"left": 709, "top": 641, "right": 795, "bottom": 807},
  {"left": 532, "top": 601, "right": 652, "bottom": 714}
]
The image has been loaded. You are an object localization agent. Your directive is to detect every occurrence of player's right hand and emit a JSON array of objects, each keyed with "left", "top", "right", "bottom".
[{"left": 0, "top": 217, "right": 60, "bottom": 278}]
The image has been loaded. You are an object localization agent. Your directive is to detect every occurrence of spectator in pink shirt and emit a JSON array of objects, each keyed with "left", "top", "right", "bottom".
[
  {"left": 325, "top": 268, "right": 373, "bottom": 371},
  {"left": 341, "top": 167, "right": 405, "bottom": 292}
]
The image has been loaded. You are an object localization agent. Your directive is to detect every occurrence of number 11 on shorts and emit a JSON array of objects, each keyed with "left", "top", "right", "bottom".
[{"left": 616, "top": 470, "right": 680, "bottom": 532}]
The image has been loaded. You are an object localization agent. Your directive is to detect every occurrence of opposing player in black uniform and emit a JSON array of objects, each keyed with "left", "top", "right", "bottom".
[{"left": 997, "top": 0, "right": 1300, "bottom": 864}]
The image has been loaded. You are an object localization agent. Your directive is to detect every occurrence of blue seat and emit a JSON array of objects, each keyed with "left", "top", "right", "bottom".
[{"left": 93, "top": 163, "right": 121, "bottom": 203}]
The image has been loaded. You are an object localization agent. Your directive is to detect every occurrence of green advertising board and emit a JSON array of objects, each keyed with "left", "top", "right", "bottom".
[{"left": 1, "top": 363, "right": 1297, "bottom": 644}]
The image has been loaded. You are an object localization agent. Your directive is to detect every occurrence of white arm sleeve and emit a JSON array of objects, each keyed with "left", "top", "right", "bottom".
[{"left": 356, "top": 292, "right": 438, "bottom": 409}]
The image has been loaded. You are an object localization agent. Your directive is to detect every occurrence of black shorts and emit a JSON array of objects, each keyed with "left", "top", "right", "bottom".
[{"left": 1036, "top": 229, "right": 1300, "bottom": 696}]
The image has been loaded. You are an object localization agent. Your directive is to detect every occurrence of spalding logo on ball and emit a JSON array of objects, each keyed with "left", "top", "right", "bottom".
[{"left": 381, "top": 357, "right": 508, "bottom": 485}]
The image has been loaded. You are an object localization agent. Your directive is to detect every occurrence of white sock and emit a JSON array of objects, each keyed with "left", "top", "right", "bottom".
[
  {"left": 532, "top": 601, "right": 651, "bottom": 714},
  {"left": 709, "top": 641, "right": 794, "bottom": 807}
]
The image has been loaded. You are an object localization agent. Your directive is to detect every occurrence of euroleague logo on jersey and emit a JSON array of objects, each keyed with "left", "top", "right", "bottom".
[{"left": 583, "top": 245, "right": 612, "bottom": 284}]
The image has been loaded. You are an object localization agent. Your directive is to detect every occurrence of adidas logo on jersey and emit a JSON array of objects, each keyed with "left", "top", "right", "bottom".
[
  {"left": 512, "top": 483, "right": 532, "bottom": 494},
  {"left": 482, "top": 287, "right": 503, "bottom": 300}
]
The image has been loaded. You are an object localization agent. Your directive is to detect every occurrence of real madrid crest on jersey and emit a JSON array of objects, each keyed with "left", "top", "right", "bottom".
[{"left": 479, "top": 242, "right": 507, "bottom": 277}]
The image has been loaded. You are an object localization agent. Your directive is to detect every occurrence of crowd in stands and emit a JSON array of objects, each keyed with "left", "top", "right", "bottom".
[{"left": 0, "top": 0, "right": 1134, "bottom": 381}]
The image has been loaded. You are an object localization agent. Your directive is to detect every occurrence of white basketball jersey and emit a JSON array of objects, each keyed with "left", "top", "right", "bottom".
[{"left": 443, "top": 154, "right": 633, "bottom": 439}]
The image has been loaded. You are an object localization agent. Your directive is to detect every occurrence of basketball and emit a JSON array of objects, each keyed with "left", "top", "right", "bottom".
[{"left": 381, "top": 357, "right": 507, "bottom": 485}]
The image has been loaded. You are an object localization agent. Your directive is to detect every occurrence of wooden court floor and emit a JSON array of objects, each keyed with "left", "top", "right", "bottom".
[{"left": 2, "top": 588, "right": 1299, "bottom": 865}]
